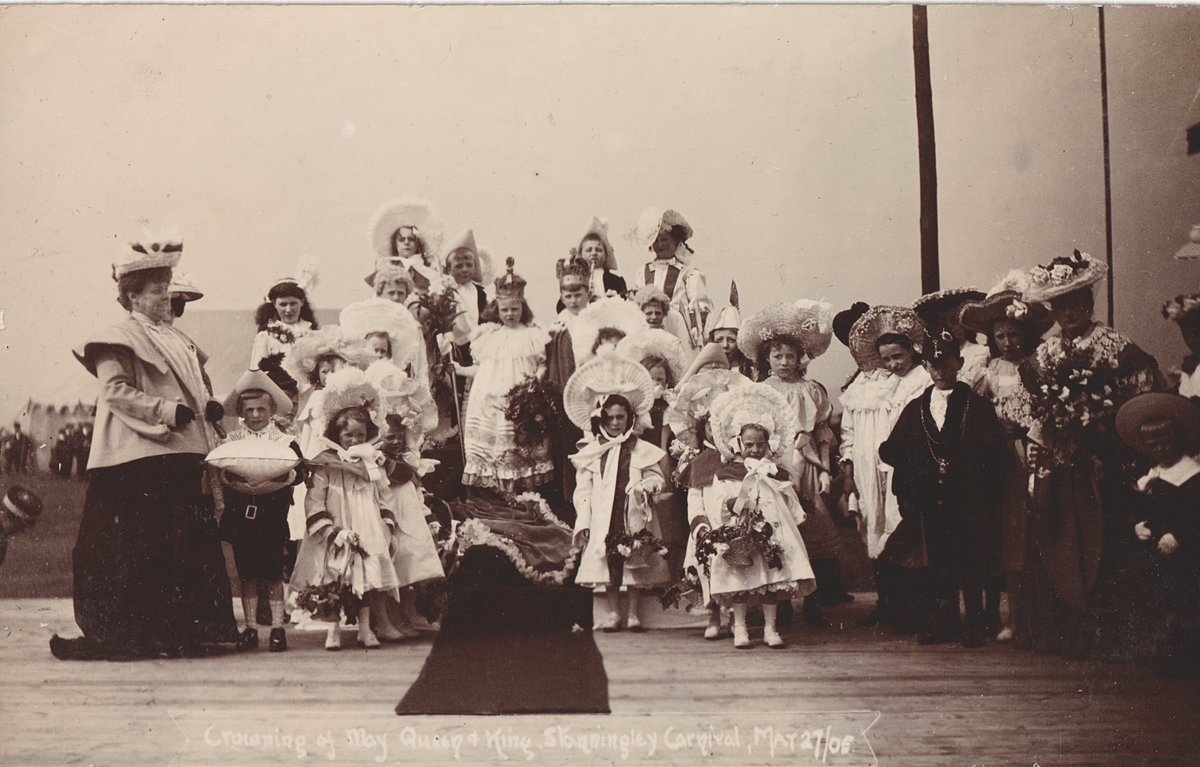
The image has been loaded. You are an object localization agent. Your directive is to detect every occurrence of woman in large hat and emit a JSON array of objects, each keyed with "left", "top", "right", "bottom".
[
  {"left": 958, "top": 280, "right": 1053, "bottom": 641},
  {"left": 1018, "top": 250, "right": 1164, "bottom": 658},
  {"left": 51, "top": 228, "right": 238, "bottom": 660}
]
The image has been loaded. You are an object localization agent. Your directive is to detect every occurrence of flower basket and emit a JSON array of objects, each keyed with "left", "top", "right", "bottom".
[
  {"left": 295, "top": 540, "right": 366, "bottom": 624},
  {"left": 606, "top": 529, "right": 667, "bottom": 569},
  {"left": 624, "top": 543, "right": 658, "bottom": 570},
  {"left": 721, "top": 535, "right": 757, "bottom": 568}
]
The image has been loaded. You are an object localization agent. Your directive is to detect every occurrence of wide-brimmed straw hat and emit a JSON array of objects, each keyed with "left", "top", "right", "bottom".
[
  {"left": 281, "top": 325, "right": 376, "bottom": 386},
  {"left": 222, "top": 368, "right": 294, "bottom": 416},
  {"left": 848, "top": 305, "right": 927, "bottom": 373},
  {"left": 339, "top": 298, "right": 424, "bottom": 371},
  {"left": 710, "top": 382, "right": 798, "bottom": 460},
  {"left": 571, "top": 296, "right": 648, "bottom": 367},
  {"left": 737, "top": 300, "right": 833, "bottom": 362},
  {"left": 667, "top": 367, "right": 752, "bottom": 447},
  {"left": 1021, "top": 250, "right": 1108, "bottom": 304},
  {"left": 169, "top": 271, "right": 204, "bottom": 301},
  {"left": 113, "top": 223, "right": 182, "bottom": 280},
  {"left": 959, "top": 290, "right": 1054, "bottom": 337},
  {"left": 629, "top": 208, "right": 694, "bottom": 260},
  {"left": 562, "top": 351, "right": 657, "bottom": 431}
]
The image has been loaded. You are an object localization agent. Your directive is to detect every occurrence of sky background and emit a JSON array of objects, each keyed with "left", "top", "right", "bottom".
[{"left": 2, "top": 5, "right": 1198, "bottom": 424}]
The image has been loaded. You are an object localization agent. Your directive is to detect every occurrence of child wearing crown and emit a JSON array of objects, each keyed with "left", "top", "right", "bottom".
[{"left": 454, "top": 258, "right": 553, "bottom": 492}]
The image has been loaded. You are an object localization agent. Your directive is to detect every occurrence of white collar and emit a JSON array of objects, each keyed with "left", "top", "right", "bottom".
[
  {"left": 1137, "top": 455, "right": 1200, "bottom": 491},
  {"left": 131, "top": 310, "right": 165, "bottom": 327},
  {"left": 930, "top": 386, "right": 954, "bottom": 400}
]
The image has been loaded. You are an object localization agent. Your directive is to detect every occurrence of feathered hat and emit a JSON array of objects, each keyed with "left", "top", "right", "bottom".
[
  {"left": 737, "top": 299, "right": 833, "bottom": 362},
  {"left": 365, "top": 358, "right": 438, "bottom": 439},
  {"left": 562, "top": 351, "right": 657, "bottom": 432},
  {"left": 555, "top": 253, "right": 592, "bottom": 290},
  {"left": 369, "top": 197, "right": 445, "bottom": 265},
  {"left": 833, "top": 302, "right": 870, "bottom": 348},
  {"left": 704, "top": 282, "right": 742, "bottom": 338},
  {"left": 848, "top": 305, "right": 927, "bottom": 373},
  {"left": 667, "top": 367, "right": 752, "bottom": 448},
  {"left": 1021, "top": 250, "right": 1108, "bottom": 304},
  {"left": 629, "top": 208, "right": 694, "bottom": 262},
  {"left": 268, "top": 253, "right": 320, "bottom": 297},
  {"left": 571, "top": 296, "right": 649, "bottom": 367},
  {"left": 317, "top": 366, "right": 381, "bottom": 427},
  {"left": 281, "top": 325, "right": 376, "bottom": 386},
  {"left": 710, "top": 382, "right": 798, "bottom": 460},
  {"left": 168, "top": 271, "right": 203, "bottom": 302},
  {"left": 112, "top": 221, "right": 182, "bottom": 280},
  {"left": 617, "top": 328, "right": 688, "bottom": 385},
  {"left": 575, "top": 216, "right": 618, "bottom": 271},
  {"left": 222, "top": 368, "right": 293, "bottom": 416},
  {"left": 338, "top": 297, "right": 424, "bottom": 371},
  {"left": 631, "top": 284, "right": 671, "bottom": 310},
  {"left": 493, "top": 256, "right": 527, "bottom": 300},
  {"left": 912, "top": 286, "right": 986, "bottom": 327}
]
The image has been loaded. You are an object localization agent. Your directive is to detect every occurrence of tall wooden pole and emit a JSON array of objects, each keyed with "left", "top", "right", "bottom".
[
  {"left": 1098, "top": 7, "right": 1116, "bottom": 326},
  {"left": 913, "top": 5, "right": 940, "bottom": 295}
]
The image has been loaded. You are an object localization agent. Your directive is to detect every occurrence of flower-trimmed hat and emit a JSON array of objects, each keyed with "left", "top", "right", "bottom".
[
  {"left": 709, "top": 382, "right": 798, "bottom": 460},
  {"left": 959, "top": 290, "right": 1054, "bottom": 337},
  {"left": 571, "top": 296, "right": 648, "bottom": 367},
  {"left": 912, "top": 287, "right": 987, "bottom": 326},
  {"left": 168, "top": 271, "right": 203, "bottom": 302},
  {"left": 617, "top": 328, "right": 688, "bottom": 385},
  {"left": 563, "top": 351, "right": 657, "bottom": 431},
  {"left": 113, "top": 223, "right": 182, "bottom": 280},
  {"left": 1116, "top": 392, "right": 1200, "bottom": 458},
  {"left": 339, "top": 297, "right": 424, "bottom": 371},
  {"left": 848, "top": 305, "right": 928, "bottom": 373},
  {"left": 1022, "top": 250, "right": 1108, "bottom": 303},
  {"left": 737, "top": 300, "right": 834, "bottom": 362},
  {"left": 281, "top": 325, "right": 376, "bottom": 386},
  {"left": 1, "top": 484, "right": 43, "bottom": 533},
  {"left": 667, "top": 367, "right": 752, "bottom": 448},
  {"left": 366, "top": 358, "right": 438, "bottom": 439},
  {"left": 1162, "top": 292, "right": 1200, "bottom": 324},
  {"left": 704, "top": 282, "right": 742, "bottom": 339},
  {"left": 317, "top": 366, "right": 382, "bottom": 427},
  {"left": 222, "top": 368, "right": 294, "bottom": 417},
  {"left": 369, "top": 197, "right": 445, "bottom": 265},
  {"left": 576, "top": 216, "right": 618, "bottom": 272},
  {"left": 833, "top": 302, "right": 870, "bottom": 347}
]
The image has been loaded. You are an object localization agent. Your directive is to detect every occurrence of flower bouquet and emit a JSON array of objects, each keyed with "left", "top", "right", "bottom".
[
  {"left": 416, "top": 283, "right": 464, "bottom": 421},
  {"left": 659, "top": 568, "right": 704, "bottom": 609},
  {"left": 1023, "top": 339, "right": 1135, "bottom": 467},
  {"left": 295, "top": 540, "right": 367, "bottom": 624},
  {"left": 695, "top": 502, "right": 784, "bottom": 575},
  {"left": 504, "top": 378, "right": 569, "bottom": 453},
  {"left": 606, "top": 529, "right": 668, "bottom": 570}
]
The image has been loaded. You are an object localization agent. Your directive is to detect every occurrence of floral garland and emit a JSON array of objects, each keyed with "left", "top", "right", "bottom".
[
  {"left": 449, "top": 493, "right": 578, "bottom": 585},
  {"left": 694, "top": 502, "right": 783, "bottom": 577}
]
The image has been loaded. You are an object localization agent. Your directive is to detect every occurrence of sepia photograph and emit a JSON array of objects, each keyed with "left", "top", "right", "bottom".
[{"left": 1, "top": 3, "right": 1199, "bottom": 764}]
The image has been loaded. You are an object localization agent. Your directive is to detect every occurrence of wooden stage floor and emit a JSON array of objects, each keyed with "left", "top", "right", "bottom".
[{"left": 1, "top": 598, "right": 1197, "bottom": 766}]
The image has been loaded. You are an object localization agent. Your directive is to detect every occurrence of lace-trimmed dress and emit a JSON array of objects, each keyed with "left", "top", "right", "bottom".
[{"left": 461, "top": 324, "right": 553, "bottom": 491}]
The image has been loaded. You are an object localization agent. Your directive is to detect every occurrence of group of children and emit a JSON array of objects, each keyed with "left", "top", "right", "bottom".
[{"left": 187, "top": 198, "right": 1196, "bottom": 670}]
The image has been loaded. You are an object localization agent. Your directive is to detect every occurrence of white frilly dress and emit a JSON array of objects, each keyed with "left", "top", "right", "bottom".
[{"left": 838, "top": 368, "right": 902, "bottom": 559}]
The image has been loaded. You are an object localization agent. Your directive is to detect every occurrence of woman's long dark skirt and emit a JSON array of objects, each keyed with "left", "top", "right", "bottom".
[{"left": 73, "top": 454, "right": 237, "bottom": 654}]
